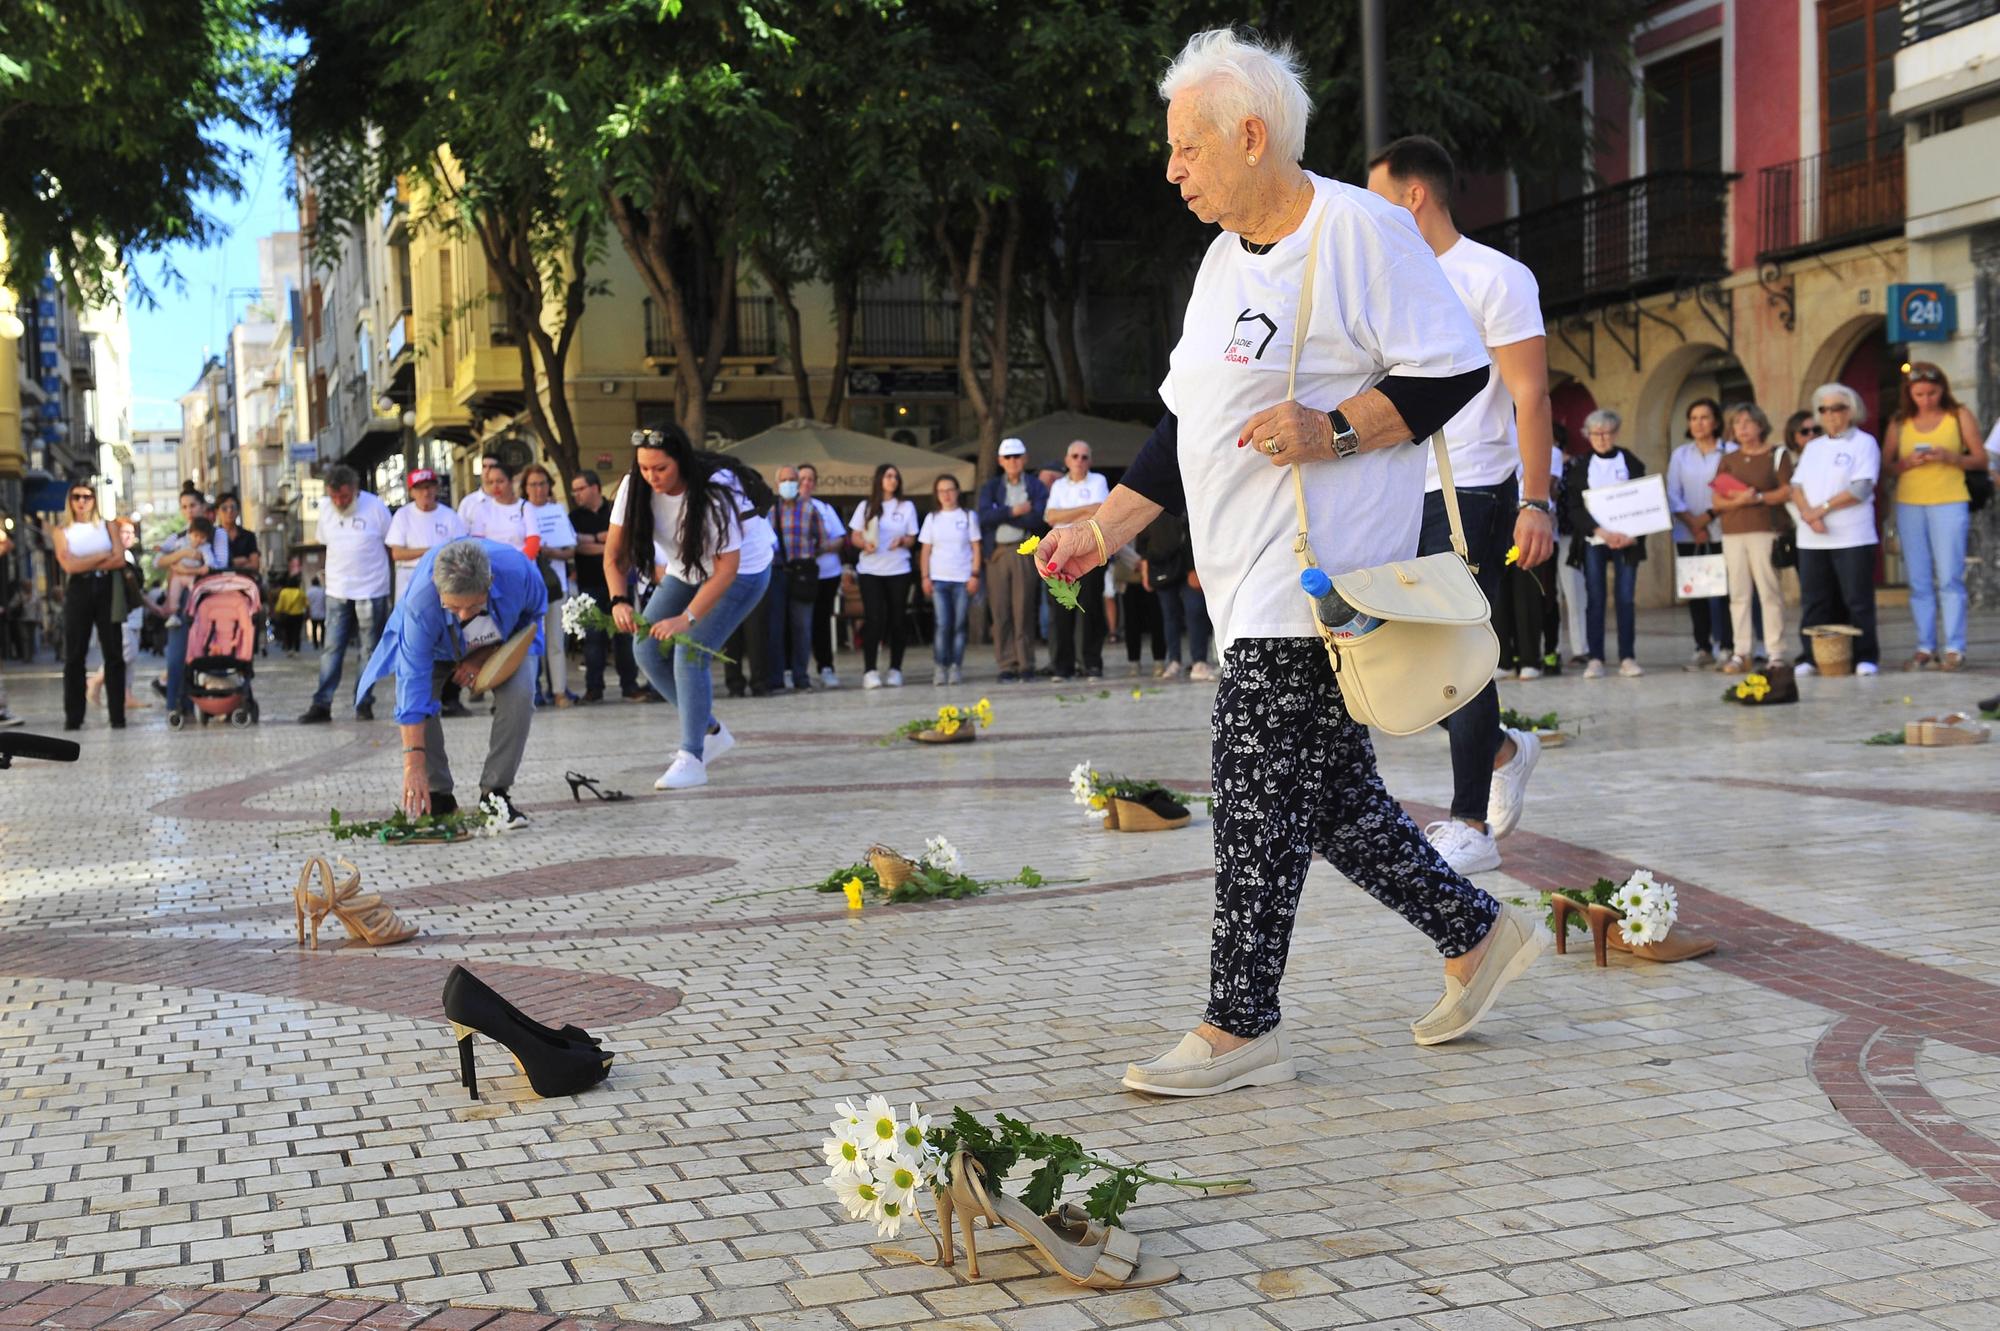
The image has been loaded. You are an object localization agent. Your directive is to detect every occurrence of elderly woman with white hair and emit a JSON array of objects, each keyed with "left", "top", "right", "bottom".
[
  {"left": 1036, "top": 29, "right": 1547, "bottom": 1101},
  {"left": 1561, "top": 409, "right": 1650, "bottom": 677},
  {"left": 1791, "top": 381, "right": 1882, "bottom": 674},
  {"left": 357, "top": 538, "right": 548, "bottom": 829}
]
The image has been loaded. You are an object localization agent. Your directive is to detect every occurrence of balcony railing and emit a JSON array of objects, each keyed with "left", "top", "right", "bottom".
[
  {"left": 1901, "top": 0, "right": 2000, "bottom": 46},
  {"left": 1468, "top": 171, "right": 1737, "bottom": 317},
  {"left": 854, "top": 299, "right": 958, "bottom": 359},
  {"left": 1757, "top": 133, "right": 1904, "bottom": 263},
  {"left": 642, "top": 294, "right": 777, "bottom": 360}
]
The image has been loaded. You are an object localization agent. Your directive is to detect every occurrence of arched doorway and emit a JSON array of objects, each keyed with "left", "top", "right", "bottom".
[{"left": 1550, "top": 379, "right": 1597, "bottom": 459}]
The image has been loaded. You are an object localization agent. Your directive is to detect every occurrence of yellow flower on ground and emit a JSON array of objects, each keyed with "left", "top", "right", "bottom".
[
  {"left": 1016, "top": 534, "right": 1041, "bottom": 555},
  {"left": 1505, "top": 544, "right": 1521, "bottom": 566},
  {"left": 938, "top": 704, "right": 960, "bottom": 721},
  {"left": 937, "top": 717, "right": 961, "bottom": 735},
  {"left": 1734, "top": 673, "right": 1770, "bottom": 703},
  {"left": 1131, "top": 689, "right": 1143, "bottom": 700},
  {"left": 973, "top": 698, "right": 993, "bottom": 727},
  {"left": 842, "top": 877, "right": 865, "bottom": 910},
  {"left": 1088, "top": 795, "right": 1106, "bottom": 810}
]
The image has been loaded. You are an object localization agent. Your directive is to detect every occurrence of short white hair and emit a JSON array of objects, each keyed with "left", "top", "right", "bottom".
[
  {"left": 432, "top": 539, "right": 492, "bottom": 598},
  {"left": 1159, "top": 29, "right": 1313, "bottom": 166},
  {"left": 1811, "top": 382, "right": 1863, "bottom": 415},
  {"left": 1583, "top": 408, "right": 1622, "bottom": 434}
]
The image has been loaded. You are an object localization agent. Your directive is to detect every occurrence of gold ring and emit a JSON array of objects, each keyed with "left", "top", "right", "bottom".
[{"left": 1263, "top": 437, "right": 1281, "bottom": 455}]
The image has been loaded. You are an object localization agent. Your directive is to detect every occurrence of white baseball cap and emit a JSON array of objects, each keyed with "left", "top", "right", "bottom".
[{"left": 997, "top": 437, "right": 1027, "bottom": 458}]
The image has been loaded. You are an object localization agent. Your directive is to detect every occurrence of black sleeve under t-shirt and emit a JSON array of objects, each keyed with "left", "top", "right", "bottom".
[{"left": 568, "top": 505, "right": 612, "bottom": 599}]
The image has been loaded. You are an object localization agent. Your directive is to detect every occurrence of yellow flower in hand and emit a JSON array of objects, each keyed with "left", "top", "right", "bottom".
[
  {"left": 1016, "top": 534, "right": 1041, "bottom": 555},
  {"left": 1505, "top": 544, "right": 1521, "bottom": 566},
  {"left": 842, "top": 877, "right": 865, "bottom": 911}
]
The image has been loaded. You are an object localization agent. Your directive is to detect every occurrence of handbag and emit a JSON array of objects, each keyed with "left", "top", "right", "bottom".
[
  {"left": 1674, "top": 544, "right": 1728, "bottom": 600},
  {"left": 1969, "top": 466, "right": 1994, "bottom": 514},
  {"left": 1284, "top": 212, "right": 1498, "bottom": 736}
]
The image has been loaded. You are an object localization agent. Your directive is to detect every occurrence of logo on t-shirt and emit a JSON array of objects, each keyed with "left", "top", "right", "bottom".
[{"left": 1224, "top": 309, "right": 1277, "bottom": 364}]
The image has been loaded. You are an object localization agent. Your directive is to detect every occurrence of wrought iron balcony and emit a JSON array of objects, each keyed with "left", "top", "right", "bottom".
[
  {"left": 855, "top": 299, "right": 958, "bottom": 360},
  {"left": 1468, "top": 171, "right": 1737, "bottom": 317},
  {"left": 1756, "top": 133, "right": 1904, "bottom": 264},
  {"left": 643, "top": 294, "right": 777, "bottom": 361},
  {"left": 1901, "top": 0, "right": 2000, "bottom": 47}
]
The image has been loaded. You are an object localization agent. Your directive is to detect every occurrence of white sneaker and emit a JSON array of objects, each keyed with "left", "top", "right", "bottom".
[
  {"left": 933, "top": 666, "right": 947, "bottom": 686},
  {"left": 702, "top": 720, "right": 735, "bottom": 764},
  {"left": 1619, "top": 658, "right": 1644, "bottom": 677},
  {"left": 885, "top": 668, "right": 904, "bottom": 687},
  {"left": 1487, "top": 727, "right": 1541, "bottom": 840},
  {"left": 820, "top": 668, "right": 841, "bottom": 688},
  {"left": 1583, "top": 659, "right": 1606, "bottom": 679},
  {"left": 654, "top": 750, "right": 707, "bottom": 790},
  {"left": 948, "top": 664, "right": 963, "bottom": 686},
  {"left": 1161, "top": 660, "right": 1184, "bottom": 680},
  {"left": 1795, "top": 661, "right": 1817, "bottom": 677},
  {"left": 1493, "top": 665, "right": 1515, "bottom": 682},
  {"left": 1425, "top": 819, "right": 1502, "bottom": 875},
  {"left": 1515, "top": 666, "right": 1542, "bottom": 681},
  {"left": 863, "top": 670, "right": 883, "bottom": 690},
  {"left": 1189, "top": 661, "right": 1216, "bottom": 682},
  {"left": 1856, "top": 661, "right": 1879, "bottom": 676}
]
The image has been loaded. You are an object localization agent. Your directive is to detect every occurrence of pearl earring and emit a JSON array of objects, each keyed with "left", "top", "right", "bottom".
[{"left": 1247, "top": 154, "right": 1258, "bottom": 166}]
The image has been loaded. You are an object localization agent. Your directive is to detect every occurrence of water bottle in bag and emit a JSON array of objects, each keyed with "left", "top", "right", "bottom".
[{"left": 1299, "top": 568, "right": 1383, "bottom": 642}]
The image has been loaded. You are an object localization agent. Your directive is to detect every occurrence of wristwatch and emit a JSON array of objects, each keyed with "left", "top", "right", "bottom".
[
  {"left": 1326, "top": 409, "right": 1360, "bottom": 459},
  {"left": 1518, "top": 497, "right": 1554, "bottom": 516},
  {"left": 685, "top": 609, "right": 701, "bottom": 626}
]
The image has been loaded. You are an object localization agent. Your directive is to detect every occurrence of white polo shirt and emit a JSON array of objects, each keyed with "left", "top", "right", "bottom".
[
  {"left": 386, "top": 501, "right": 469, "bottom": 600},
  {"left": 318, "top": 492, "right": 393, "bottom": 600}
]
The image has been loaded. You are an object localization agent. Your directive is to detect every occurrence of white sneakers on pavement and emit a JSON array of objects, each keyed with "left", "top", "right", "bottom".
[
  {"left": 1425, "top": 819, "right": 1501, "bottom": 875},
  {"left": 702, "top": 720, "right": 734, "bottom": 765},
  {"left": 1619, "top": 658, "right": 1645, "bottom": 677},
  {"left": 1583, "top": 659, "right": 1606, "bottom": 679},
  {"left": 1122, "top": 1024, "right": 1295, "bottom": 1097},
  {"left": 1487, "top": 726, "right": 1540, "bottom": 840},
  {"left": 1856, "top": 661, "right": 1879, "bottom": 676},
  {"left": 885, "top": 668, "right": 904, "bottom": 687},
  {"left": 862, "top": 670, "right": 882, "bottom": 690},
  {"left": 948, "top": 664, "right": 963, "bottom": 686},
  {"left": 820, "top": 667, "right": 841, "bottom": 688},
  {"left": 655, "top": 750, "right": 707, "bottom": 790}
]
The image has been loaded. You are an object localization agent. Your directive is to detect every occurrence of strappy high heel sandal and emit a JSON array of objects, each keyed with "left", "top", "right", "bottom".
[
  {"left": 293, "top": 856, "right": 419, "bottom": 949},
  {"left": 930, "top": 1150, "right": 1178, "bottom": 1290},
  {"left": 1549, "top": 891, "right": 1717, "bottom": 965},
  {"left": 1549, "top": 891, "right": 1619, "bottom": 968},
  {"left": 565, "top": 770, "right": 630, "bottom": 802}
]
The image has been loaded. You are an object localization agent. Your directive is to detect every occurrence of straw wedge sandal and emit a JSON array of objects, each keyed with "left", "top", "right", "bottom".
[
  {"left": 930, "top": 1151, "right": 1179, "bottom": 1289},
  {"left": 294, "top": 855, "right": 419, "bottom": 949}
]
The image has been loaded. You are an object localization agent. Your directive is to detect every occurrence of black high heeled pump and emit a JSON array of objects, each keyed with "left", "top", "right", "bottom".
[
  {"left": 442, "top": 965, "right": 614, "bottom": 1100},
  {"left": 565, "top": 770, "right": 630, "bottom": 802}
]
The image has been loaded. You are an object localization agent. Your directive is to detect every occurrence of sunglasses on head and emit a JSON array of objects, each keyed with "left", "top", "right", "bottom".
[{"left": 1908, "top": 368, "right": 1942, "bottom": 383}]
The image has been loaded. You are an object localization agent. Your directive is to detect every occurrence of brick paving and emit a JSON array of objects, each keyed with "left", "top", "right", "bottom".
[{"left": 6, "top": 607, "right": 2000, "bottom": 1329}]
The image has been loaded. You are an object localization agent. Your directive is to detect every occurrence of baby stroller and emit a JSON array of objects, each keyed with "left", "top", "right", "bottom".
[{"left": 173, "top": 572, "right": 262, "bottom": 729}]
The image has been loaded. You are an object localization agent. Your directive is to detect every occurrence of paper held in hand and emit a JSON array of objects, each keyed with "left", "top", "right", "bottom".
[{"left": 1582, "top": 473, "right": 1672, "bottom": 540}]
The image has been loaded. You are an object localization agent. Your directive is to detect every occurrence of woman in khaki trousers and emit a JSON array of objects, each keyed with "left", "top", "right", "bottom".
[{"left": 1711, "top": 404, "right": 1794, "bottom": 672}]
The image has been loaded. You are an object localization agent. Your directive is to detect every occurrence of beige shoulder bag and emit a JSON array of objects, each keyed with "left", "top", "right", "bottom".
[{"left": 1284, "top": 212, "right": 1499, "bottom": 736}]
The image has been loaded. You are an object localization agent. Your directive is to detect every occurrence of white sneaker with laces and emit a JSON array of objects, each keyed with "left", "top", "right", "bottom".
[
  {"left": 1425, "top": 819, "right": 1502, "bottom": 875},
  {"left": 1487, "top": 727, "right": 1541, "bottom": 840},
  {"left": 655, "top": 750, "right": 707, "bottom": 790},
  {"left": 702, "top": 720, "right": 734, "bottom": 764},
  {"left": 1856, "top": 661, "right": 1879, "bottom": 676},
  {"left": 820, "top": 667, "right": 841, "bottom": 688},
  {"left": 885, "top": 668, "right": 904, "bottom": 687},
  {"left": 948, "top": 664, "right": 963, "bottom": 686},
  {"left": 1619, "top": 658, "right": 1644, "bottom": 677},
  {"left": 862, "top": 670, "right": 882, "bottom": 690}
]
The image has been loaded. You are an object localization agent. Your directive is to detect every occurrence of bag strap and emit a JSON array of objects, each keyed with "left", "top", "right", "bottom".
[{"left": 1285, "top": 210, "right": 1470, "bottom": 572}]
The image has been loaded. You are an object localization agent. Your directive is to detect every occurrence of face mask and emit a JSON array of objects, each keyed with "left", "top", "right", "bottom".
[{"left": 778, "top": 481, "right": 800, "bottom": 500}]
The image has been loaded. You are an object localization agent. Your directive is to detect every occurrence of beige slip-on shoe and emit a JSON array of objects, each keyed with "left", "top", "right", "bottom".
[
  {"left": 1121, "top": 1024, "right": 1295, "bottom": 1097},
  {"left": 1411, "top": 904, "right": 1550, "bottom": 1047}
]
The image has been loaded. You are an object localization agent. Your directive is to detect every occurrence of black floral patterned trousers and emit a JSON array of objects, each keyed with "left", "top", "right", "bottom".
[{"left": 1205, "top": 637, "right": 1500, "bottom": 1038}]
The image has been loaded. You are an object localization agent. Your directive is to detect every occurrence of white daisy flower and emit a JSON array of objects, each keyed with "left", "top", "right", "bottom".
[
  {"left": 875, "top": 1157, "right": 921, "bottom": 1210},
  {"left": 829, "top": 1172, "right": 884, "bottom": 1223},
  {"left": 862, "top": 1095, "right": 902, "bottom": 1160},
  {"left": 874, "top": 1195, "right": 913, "bottom": 1238},
  {"left": 898, "top": 1103, "right": 932, "bottom": 1156},
  {"left": 1070, "top": 761, "right": 1096, "bottom": 804},
  {"left": 922, "top": 835, "right": 961, "bottom": 875},
  {"left": 822, "top": 1134, "right": 870, "bottom": 1181},
  {"left": 1617, "top": 913, "right": 1657, "bottom": 947}
]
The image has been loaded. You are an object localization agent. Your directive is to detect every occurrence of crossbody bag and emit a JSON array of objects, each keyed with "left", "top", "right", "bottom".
[{"left": 1284, "top": 211, "right": 1499, "bottom": 735}]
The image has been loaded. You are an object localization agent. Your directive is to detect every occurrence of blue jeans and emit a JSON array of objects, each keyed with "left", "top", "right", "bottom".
[
  {"left": 783, "top": 585, "right": 815, "bottom": 686},
  {"left": 634, "top": 569, "right": 771, "bottom": 756},
  {"left": 1898, "top": 501, "right": 1969, "bottom": 655},
  {"left": 164, "top": 618, "right": 191, "bottom": 715},
  {"left": 931, "top": 582, "right": 970, "bottom": 667},
  {"left": 312, "top": 594, "right": 389, "bottom": 711},
  {"left": 1156, "top": 581, "right": 1211, "bottom": 665},
  {"left": 1583, "top": 544, "right": 1638, "bottom": 663},
  {"left": 1419, "top": 476, "right": 1515, "bottom": 824}
]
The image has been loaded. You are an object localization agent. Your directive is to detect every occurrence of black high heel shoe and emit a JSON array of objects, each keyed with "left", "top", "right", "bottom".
[
  {"left": 442, "top": 965, "right": 614, "bottom": 1100},
  {"left": 565, "top": 770, "right": 630, "bottom": 803}
]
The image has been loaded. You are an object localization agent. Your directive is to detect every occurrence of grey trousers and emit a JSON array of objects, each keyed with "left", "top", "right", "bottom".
[{"left": 421, "top": 658, "right": 534, "bottom": 797}]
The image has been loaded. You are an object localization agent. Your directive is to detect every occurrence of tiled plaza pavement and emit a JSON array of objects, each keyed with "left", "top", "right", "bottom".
[{"left": 6, "top": 607, "right": 2000, "bottom": 1330}]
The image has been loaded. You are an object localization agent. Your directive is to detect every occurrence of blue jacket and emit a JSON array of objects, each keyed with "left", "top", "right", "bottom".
[
  {"left": 975, "top": 471, "right": 1051, "bottom": 557},
  {"left": 356, "top": 539, "right": 548, "bottom": 724}
]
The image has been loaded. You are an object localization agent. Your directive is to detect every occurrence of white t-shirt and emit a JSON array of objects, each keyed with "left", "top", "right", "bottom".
[
  {"left": 609, "top": 474, "right": 743, "bottom": 584},
  {"left": 1428, "top": 236, "right": 1545, "bottom": 491},
  {"left": 1158, "top": 174, "right": 1490, "bottom": 652},
  {"left": 849, "top": 498, "right": 921, "bottom": 577},
  {"left": 1044, "top": 471, "right": 1109, "bottom": 520},
  {"left": 459, "top": 492, "right": 530, "bottom": 551},
  {"left": 1791, "top": 429, "right": 1881, "bottom": 550},
  {"left": 386, "top": 502, "right": 469, "bottom": 600},
  {"left": 718, "top": 474, "right": 775, "bottom": 577},
  {"left": 809, "top": 498, "right": 844, "bottom": 579},
  {"left": 524, "top": 501, "right": 580, "bottom": 596},
  {"left": 919, "top": 508, "right": 982, "bottom": 583},
  {"left": 318, "top": 492, "right": 393, "bottom": 600},
  {"left": 1583, "top": 450, "right": 1632, "bottom": 545}
]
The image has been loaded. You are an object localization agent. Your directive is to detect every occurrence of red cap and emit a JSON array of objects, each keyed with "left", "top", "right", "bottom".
[{"left": 408, "top": 468, "right": 437, "bottom": 486}]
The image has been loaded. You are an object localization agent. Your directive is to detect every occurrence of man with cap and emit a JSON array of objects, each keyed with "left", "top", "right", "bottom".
[
  {"left": 387, "top": 469, "right": 472, "bottom": 715},
  {"left": 357, "top": 538, "right": 545, "bottom": 831},
  {"left": 975, "top": 437, "right": 1051, "bottom": 682}
]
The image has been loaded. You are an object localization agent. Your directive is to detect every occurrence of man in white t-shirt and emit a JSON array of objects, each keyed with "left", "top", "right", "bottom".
[
  {"left": 1042, "top": 440, "right": 1112, "bottom": 678},
  {"left": 387, "top": 469, "right": 470, "bottom": 602},
  {"left": 301, "top": 464, "right": 394, "bottom": 723},
  {"left": 1368, "top": 134, "right": 1555, "bottom": 877}
]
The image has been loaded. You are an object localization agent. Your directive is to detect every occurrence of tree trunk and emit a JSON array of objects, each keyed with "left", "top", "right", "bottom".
[
  {"left": 943, "top": 202, "right": 992, "bottom": 475},
  {"left": 756, "top": 251, "right": 814, "bottom": 419},
  {"left": 979, "top": 200, "right": 1020, "bottom": 481},
  {"left": 1049, "top": 282, "right": 1088, "bottom": 413},
  {"left": 823, "top": 273, "right": 856, "bottom": 425},
  {"left": 471, "top": 206, "right": 586, "bottom": 485},
  {"left": 604, "top": 190, "right": 709, "bottom": 446}
]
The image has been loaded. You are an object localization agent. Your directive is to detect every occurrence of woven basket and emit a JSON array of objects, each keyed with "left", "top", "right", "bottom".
[
  {"left": 911, "top": 726, "right": 977, "bottom": 744},
  {"left": 867, "top": 845, "right": 919, "bottom": 892},
  {"left": 1806, "top": 625, "right": 1860, "bottom": 676},
  {"left": 1108, "top": 796, "right": 1191, "bottom": 833}
]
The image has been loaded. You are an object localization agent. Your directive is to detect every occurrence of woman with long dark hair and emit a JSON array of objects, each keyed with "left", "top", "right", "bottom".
[
  {"left": 1884, "top": 362, "right": 1986, "bottom": 670},
  {"left": 604, "top": 427, "right": 771, "bottom": 790},
  {"left": 848, "top": 463, "right": 919, "bottom": 688}
]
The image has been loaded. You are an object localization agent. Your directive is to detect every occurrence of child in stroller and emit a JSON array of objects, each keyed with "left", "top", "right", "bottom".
[{"left": 174, "top": 572, "right": 263, "bottom": 728}]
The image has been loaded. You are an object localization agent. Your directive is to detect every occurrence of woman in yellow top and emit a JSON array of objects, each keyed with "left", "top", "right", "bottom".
[{"left": 1884, "top": 362, "right": 1987, "bottom": 670}]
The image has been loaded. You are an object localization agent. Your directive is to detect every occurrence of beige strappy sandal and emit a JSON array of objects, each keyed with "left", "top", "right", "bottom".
[
  {"left": 931, "top": 1150, "right": 1179, "bottom": 1289},
  {"left": 293, "top": 855, "right": 418, "bottom": 949}
]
